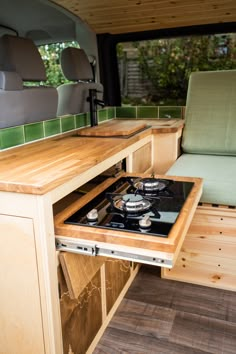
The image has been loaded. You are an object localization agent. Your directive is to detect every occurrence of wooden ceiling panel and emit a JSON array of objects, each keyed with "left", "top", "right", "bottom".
[{"left": 51, "top": 0, "right": 236, "bottom": 34}]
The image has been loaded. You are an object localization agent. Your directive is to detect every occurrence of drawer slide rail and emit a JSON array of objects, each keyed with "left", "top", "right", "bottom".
[{"left": 55, "top": 237, "right": 172, "bottom": 267}]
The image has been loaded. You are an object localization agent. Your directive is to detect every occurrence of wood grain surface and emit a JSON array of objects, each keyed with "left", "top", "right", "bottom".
[
  {"left": 60, "top": 268, "right": 103, "bottom": 354},
  {"left": 0, "top": 119, "right": 183, "bottom": 195},
  {"left": 77, "top": 120, "right": 148, "bottom": 137},
  {"left": 52, "top": 0, "right": 236, "bottom": 34},
  {"left": 162, "top": 204, "right": 236, "bottom": 290},
  {"left": 105, "top": 259, "right": 131, "bottom": 314},
  {"left": 59, "top": 252, "right": 105, "bottom": 299}
]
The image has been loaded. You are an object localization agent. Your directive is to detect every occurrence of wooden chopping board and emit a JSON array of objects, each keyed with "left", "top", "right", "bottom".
[{"left": 77, "top": 120, "right": 148, "bottom": 137}]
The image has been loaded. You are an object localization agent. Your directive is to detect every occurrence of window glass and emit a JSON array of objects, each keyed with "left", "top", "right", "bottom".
[
  {"left": 117, "top": 33, "right": 236, "bottom": 106},
  {"left": 38, "top": 41, "right": 79, "bottom": 87}
]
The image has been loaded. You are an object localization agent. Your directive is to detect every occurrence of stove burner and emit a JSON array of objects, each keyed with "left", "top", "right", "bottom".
[
  {"left": 133, "top": 177, "right": 167, "bottom": 193},
  {"left": 64, "top": 176, "right": 194, "bottom": 238},
  {"left": 113, "top": 193, "right": 152, "bottom": 213}
]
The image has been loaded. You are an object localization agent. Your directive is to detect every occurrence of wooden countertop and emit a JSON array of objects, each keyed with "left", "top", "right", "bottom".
[{"left": 0, "top": 119, "right": 184, "bottom": 195}]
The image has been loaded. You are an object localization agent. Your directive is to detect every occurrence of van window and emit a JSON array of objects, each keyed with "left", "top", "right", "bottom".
[
  {"left": 117, "top": 33, "right": 236, "bottom": 106},
  {"left": 38, "top": 41, "right": 80, "bottom": 87}
]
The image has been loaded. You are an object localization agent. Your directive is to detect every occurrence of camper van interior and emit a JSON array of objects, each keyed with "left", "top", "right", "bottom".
[{"left": 0, "top": 0, "right": 236, "bottom": 353}]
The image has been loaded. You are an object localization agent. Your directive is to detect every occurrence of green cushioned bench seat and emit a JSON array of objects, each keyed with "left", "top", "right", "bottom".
[
  {"left": 167, "top": 154, "right": 236, "bottom": 206},
  {"left": 182, "top": 70, "right": 236, "bottom": 155}
]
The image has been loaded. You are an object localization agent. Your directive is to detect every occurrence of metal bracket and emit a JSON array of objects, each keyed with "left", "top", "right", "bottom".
[
  {"left": 56, "top": 238, "right": 98, "bottom": 256},
  {"left": 55, "top": 237, "right": 172, "bottom": 268}
]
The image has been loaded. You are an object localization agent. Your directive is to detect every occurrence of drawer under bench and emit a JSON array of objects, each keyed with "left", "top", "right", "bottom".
[{"left": 162, "top": 203, "right": 236, "bottom": 291}]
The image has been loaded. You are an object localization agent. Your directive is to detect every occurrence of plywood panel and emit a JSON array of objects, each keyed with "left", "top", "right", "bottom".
[
  {"left": 60, "top": 269, "right": 102, "bottom": 354},
  {"left": 132, "top": 142, "right": 152, "bottom": 173},
  {"left": 153, "top": 132, "right": 182, "bottom": 174},
  {"left": 59, "top": 252, "right": 105, "bottom": 299},
  {"left": 105, "top": 259, "right": 131, "bottom": 314},
  {"left": 163, "top": 264, "right": 236, "bottom": 292},
  {"left": 175, "top": 250, "right": 236, "bottom": 275},
  {"left": 0, "top": 215, "right": 45, "bottom": 354},
  {"left": 162, "top": 205, "right": 236, "bottom": 291},
  {"left": 188, "top": 210, "right": 236, "bottom": 242}
]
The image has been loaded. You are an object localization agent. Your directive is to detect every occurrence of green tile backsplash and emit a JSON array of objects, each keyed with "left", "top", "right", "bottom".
[
  {"left": 98, "top": 109, "right": 107, "bottom": 122},
  {"left": 0, "top": 126, "right": 25, "bottom": 149},
  {"left": 24, "top": 122, "right": 44, "bottom": 142},
  {"left": 61, "top": 115, "right": 75, "bottom": 132},
  {"left": 137, "top": 106, "right": 158, "bottom": 119},
  {"left": 159, "top": 106, "right": 182, "bottom": 119},
  {"left": 107, "top": 107, "right": 115, "bottom": 120},
  {"left": 0, "top": 106, "right": 184, "bottom": 150},
  {"left": 75, "top": 113, "right": 89, "bottom": 128},
  {"left": 116, "top": 106, "right": 136, "bottom": 118},
  {"left": 44, "top": 118, "right": 61, "bottom": 137}
]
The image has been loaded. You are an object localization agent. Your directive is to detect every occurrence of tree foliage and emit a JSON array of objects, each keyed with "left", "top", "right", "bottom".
[
  {"left": 135, "top": 34, "right": 236, "bottom": 103},
  {"left": 38, "top": 41, "right": 79, "bottom": 87}
]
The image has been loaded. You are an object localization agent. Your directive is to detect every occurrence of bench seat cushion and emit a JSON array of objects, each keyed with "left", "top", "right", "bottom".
[
  {"left": 167, "top": 154, "right": 236, "bottom": 206},
  {"left": 182, "top": 70, "right": 236, "bottom": 155}
]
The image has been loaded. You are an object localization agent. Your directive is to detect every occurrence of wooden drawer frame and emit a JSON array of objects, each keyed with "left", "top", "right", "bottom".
[{"left": 162, "top": 203, "right": 236, "bottom": 291}]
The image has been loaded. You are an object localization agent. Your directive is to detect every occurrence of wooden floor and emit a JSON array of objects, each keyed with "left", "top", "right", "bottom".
[{"left": 94, "top": 265, "right": 236, "bottom": 354}]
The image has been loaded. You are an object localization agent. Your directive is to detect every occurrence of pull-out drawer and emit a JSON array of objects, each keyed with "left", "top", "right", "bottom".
[
  {"left": 162, "top": 204, "right": 236, "bottom": 290},
  {"left": 55, "top": 173, "right": 202, "bottom": 268}
]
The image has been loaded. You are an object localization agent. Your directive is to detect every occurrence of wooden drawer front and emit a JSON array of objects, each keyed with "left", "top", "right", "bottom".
[
  {"left": 188, "top": 209, "right": 236, "bottom": 243},
  {"left": 132, "top": 142, "right": 152, "bottom": 173},
  {"left": 176, "top": 250, "right": 236, "bottom": 275},
  {"left": 182, "top": 237, "right": 236, "bottom": 259},
  {"left": 162, "top": 206, "right": 236, "bottom": 291},
  {"left": 163, "top": 262, "right": 236, "bottom": 291}
]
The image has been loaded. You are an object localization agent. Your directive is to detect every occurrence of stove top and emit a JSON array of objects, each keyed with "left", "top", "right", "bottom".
[{"left": 65, "top": 176, "right": 194, "bottom": 238}]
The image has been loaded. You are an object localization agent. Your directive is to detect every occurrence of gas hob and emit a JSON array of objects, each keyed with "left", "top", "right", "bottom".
[{"left": 65, "top": 176, "right": 194, "bottom": 238}]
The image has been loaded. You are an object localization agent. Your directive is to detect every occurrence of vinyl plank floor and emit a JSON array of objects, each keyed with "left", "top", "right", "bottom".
[
  {"left": 125, "top": 266, "right": 236, "bottom": 322},
  {"left": 94, "top": 266, "right": 236, "bottom": 354}
]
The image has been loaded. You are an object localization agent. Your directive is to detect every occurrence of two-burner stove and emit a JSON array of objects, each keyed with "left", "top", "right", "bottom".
[{"left": 65, "top": 176, "right": 194, "bottom": 238}]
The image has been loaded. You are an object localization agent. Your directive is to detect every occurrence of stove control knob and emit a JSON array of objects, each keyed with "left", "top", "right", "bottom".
[
  {"left": 86, "top": 208, "right": 98, "bottom": 222},
  {"left": 139, "top": 215, "right": 152, "bottom": 229}
]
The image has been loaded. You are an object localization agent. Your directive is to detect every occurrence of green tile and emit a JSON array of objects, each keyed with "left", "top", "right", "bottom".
[
  {"left": 24, "top": 122, "right": 44, "bottom": 142},
  {"left": 44, "top": 118, "right": 61, "bottom": 137},
  {"left": 98, "top": 109, "right": 107, "bottom": 122},
  {"left": 116, "top": 106, "right": 136, "bottom": 118},
  {"left": 159, "top": 106, "right": 182, "bottom": 119},
  {"left": 107, "top": 107, "right": 115, "bottom": 120},
  {"left": 137, "top": 106, "right": 158, "bottom": 119},
  {"left": 86, "top": 112, "right": 93, "bottom": 127},
  {"left": 61, "top": 115, "right": 75, "bottom": 132},
  {"left": 75, "top": 113, "right": 89, "bottom": 128},
  {"left": 0, "top": 126, "right": 25, "bottom": 149}
]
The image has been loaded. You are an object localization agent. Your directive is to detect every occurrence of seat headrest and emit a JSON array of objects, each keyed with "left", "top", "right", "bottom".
[
  {"left": 60, "top": 47, "right": 93, "bottom": 82},
  {"left": 0, "top": 35, "right": 46, "bottom": 81}
]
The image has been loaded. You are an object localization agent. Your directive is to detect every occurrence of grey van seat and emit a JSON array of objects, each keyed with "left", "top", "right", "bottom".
[
  {"left": 0, "top": 34, "right": 58, "bottom": 128},
  {"left": 57, "top": 47, "right": 103, "bottom": 116},
  {"left": 167, "top": 70, "right": 236, "bottom": 206}
]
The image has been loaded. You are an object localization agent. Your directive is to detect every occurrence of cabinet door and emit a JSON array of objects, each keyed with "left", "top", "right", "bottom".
[
  {"left": 132, "top": 142, "right": 152, "bottom": 173},
  {"left": 152, "top": 131, "right": 182, "bottom": 174},
  {"left": 0, "top": 215, "right": 45, "bottom": 354}
]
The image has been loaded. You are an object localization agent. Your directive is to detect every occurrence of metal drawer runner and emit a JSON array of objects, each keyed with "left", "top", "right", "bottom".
[{"left": 55, "top": 236, "right": 173, "bottom": 267}]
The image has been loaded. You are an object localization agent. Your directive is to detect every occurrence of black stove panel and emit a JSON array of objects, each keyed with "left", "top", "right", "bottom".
[{"left": 65, "top": 176, "right": 194, "bottom": 238}]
